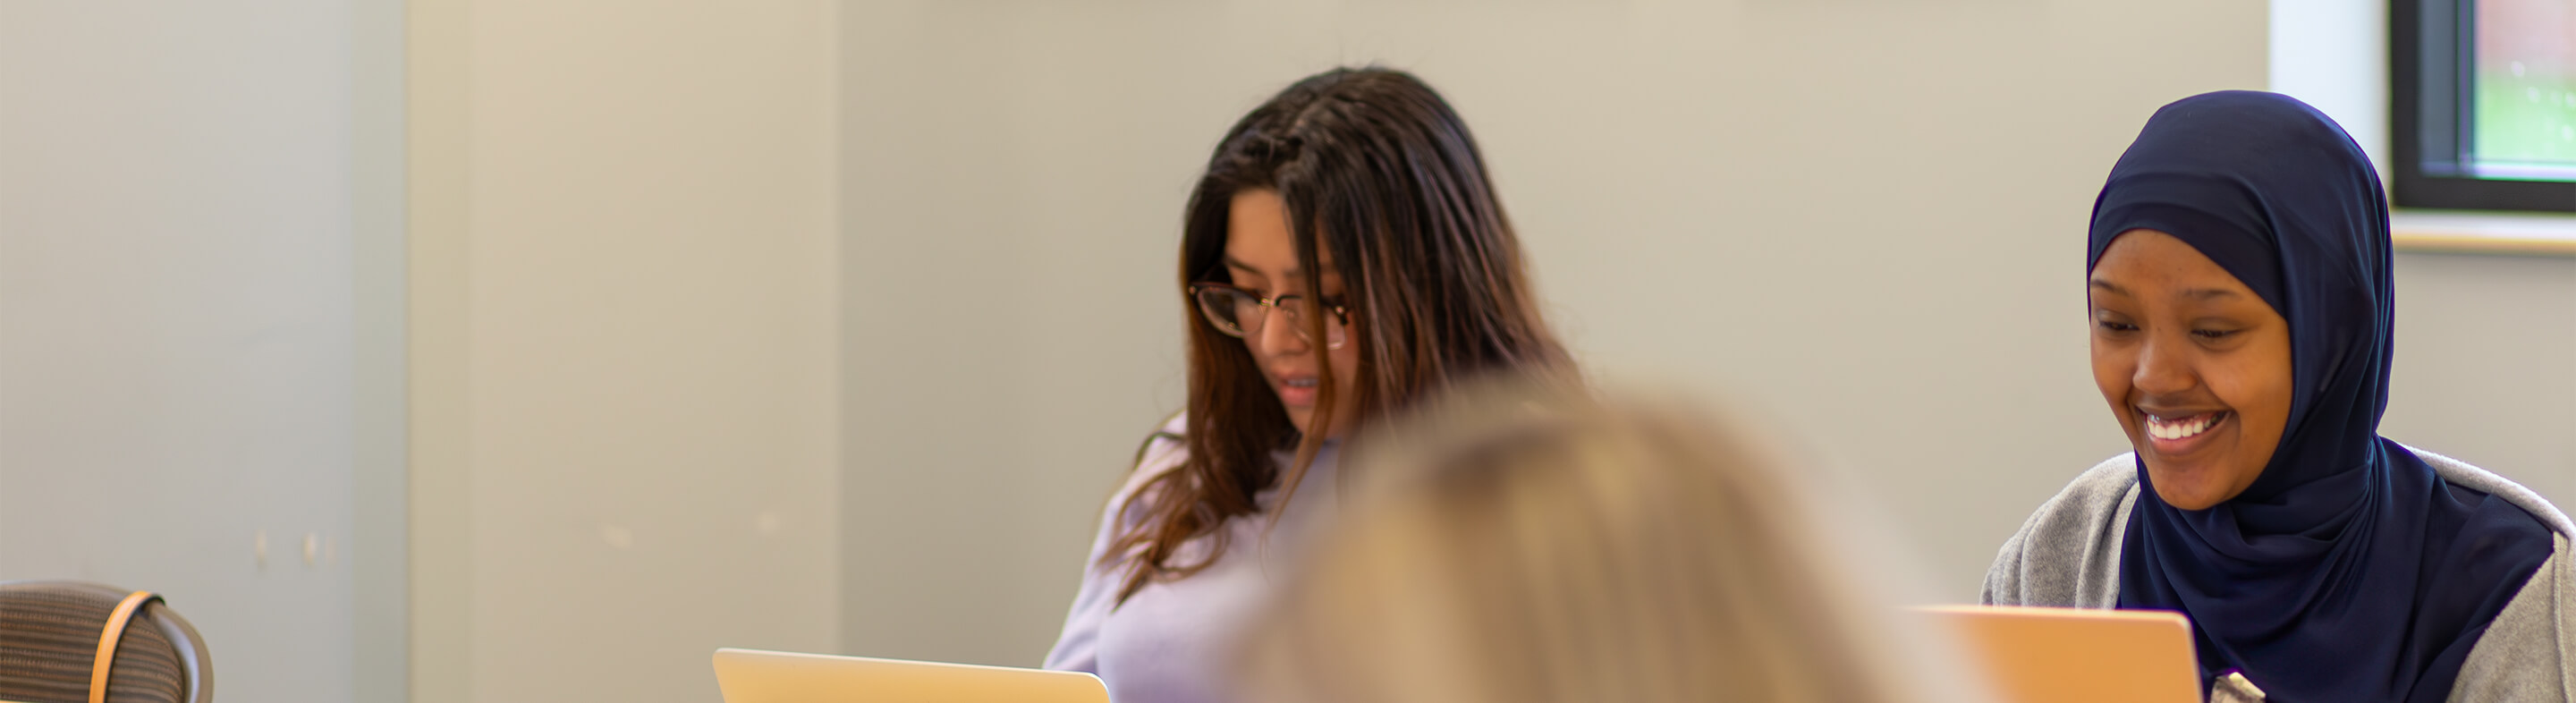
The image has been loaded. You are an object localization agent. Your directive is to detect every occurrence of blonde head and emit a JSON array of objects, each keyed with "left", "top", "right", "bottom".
[{"left": 1238, "top": 378, "right": 1965, "bottom": 703}]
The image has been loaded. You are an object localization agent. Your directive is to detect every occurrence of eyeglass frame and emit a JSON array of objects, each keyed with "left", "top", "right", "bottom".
[{"left": 1185, "top": 282, "right": 1352, "bottom": 349}]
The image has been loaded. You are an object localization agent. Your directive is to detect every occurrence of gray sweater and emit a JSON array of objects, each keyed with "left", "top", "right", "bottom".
[{"left": 1982, "top": 448, "right": 2576, "bottom": 703}]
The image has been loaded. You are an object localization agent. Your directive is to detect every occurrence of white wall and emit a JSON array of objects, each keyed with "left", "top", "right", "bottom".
[
  {"left": 407, "top": 2, "right": 842, "bottom": 702},
  {"left": 2269, "top": 0, "right": 2576, "bottom": 510},
  {"left": 2272, "top": 0, "right": 2391, "bottom": 182},
  {"left": 839, "top": 0, "right": 2268, "bottom": 667},
  {"left": 2384, "top": 252, "right": 2576, "bottom": 502},
  {"left": 0, "top": 3, "right": 396, "bottom": 702},
  {"left": 20, "top": 4, "right": 2546, "bottom": 700}
]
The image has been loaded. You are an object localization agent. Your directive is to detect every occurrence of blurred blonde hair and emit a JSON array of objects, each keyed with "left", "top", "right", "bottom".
[{"left": 1237, "top": 377, "right": 1968, "bottom": 703}]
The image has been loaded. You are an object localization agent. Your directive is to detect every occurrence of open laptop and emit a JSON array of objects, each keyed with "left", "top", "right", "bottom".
[
  {"left": 713, "top": 648, "right": 1111, "bottom": 703},
  {"left": 1915, "top": 606, "right": 2203, "bottom": 703}
]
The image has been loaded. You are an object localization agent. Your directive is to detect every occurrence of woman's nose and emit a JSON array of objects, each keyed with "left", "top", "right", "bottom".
[
  {"left": 2132, "top": 334, "right": 2195, "bottom": 395},
  {"left": 1252, "top": 304, "right": 1309, "bottom": 356}
]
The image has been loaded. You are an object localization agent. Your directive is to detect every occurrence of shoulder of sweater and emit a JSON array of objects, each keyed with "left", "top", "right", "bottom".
[
  {"left": 1996, "top": 455, "right": 2138, "bottom": 551},
  {"left": 2402, "top": 444, "right": 2576, "bottom": 538},
  {"left": 1131, "top": 411, "right": 1188, "bottom": 471},
  {"left": 2010, "top": 454, "right": 2139, "bottom": 561},
  {"left": 1986, "top": 453, "right": 2138, "bottom": 606},
  {"left": 2036, "top": 453, "right": 2141, "bottom": 521},
  {"left": 2448, "top": 532, "right": 2574, "bottom": 702},
  {"left": 2043, "top": 448, "right": 2572, "bottom": 537},
  {"left": 1108, "top": 411, "right": 1193, "bottom": 518}
]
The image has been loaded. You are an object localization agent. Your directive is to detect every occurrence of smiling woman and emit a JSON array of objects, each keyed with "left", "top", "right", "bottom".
[
  {"left": 1037, "top": 67, "right": 1575, "bottom": 703},
  {"left": 1985, "top": 91, "right": 2576, "bottom": 703},
  {"left": 2084, "top": 230, "right": 2292, "bottom": 512}
]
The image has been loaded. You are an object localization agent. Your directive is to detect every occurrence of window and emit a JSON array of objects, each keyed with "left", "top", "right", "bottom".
[{"left": 2394, "top": 0, "right": 2576, "bottom": 211}]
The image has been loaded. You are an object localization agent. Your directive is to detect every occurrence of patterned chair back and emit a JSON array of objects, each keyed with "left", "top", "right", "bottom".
[{"left": 0, "top": 581, "right": 209, "bottom": 703}]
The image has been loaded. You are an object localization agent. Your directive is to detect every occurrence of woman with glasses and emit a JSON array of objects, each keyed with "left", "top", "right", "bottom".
[{"left": 1041, "top": 66, "right": 1574, "bottom": 703}]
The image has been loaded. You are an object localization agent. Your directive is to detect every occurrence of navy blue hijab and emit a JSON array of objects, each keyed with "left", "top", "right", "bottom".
[{"left": 2094, "top": 91, "right": 2554, "bottom": 703}]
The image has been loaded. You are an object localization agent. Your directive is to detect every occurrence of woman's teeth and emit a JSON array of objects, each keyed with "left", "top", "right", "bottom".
[
  {"left": 1284, "top": 377, "right": 1318, "bottom": 388},
  {"left": 2145, "top": 412, "right": 2224, "bottom": 441}
]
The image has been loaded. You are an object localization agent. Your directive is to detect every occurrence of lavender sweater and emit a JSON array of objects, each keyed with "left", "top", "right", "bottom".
[{"left": 1043, "top": 415, "right": 1341, "bottom": 703}]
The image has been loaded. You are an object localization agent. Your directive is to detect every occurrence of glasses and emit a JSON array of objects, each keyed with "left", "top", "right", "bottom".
[{"left": 1189, "top": 282, "right": 1349, "bottom": 349}]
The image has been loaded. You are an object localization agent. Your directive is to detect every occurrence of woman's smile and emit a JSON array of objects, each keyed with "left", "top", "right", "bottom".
[{"left": 2140, "top": 408, "right": 2231, "bottom": 455}]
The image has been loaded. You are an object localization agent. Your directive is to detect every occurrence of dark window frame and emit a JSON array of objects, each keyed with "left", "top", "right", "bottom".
[{"left": 2393, "top": 0, "right": 2576, "bottom": 211}]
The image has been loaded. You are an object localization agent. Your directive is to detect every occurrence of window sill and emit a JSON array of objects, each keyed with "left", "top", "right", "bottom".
[{"left": 2392, "top": 210, "right": 2576, "bottom": 256}]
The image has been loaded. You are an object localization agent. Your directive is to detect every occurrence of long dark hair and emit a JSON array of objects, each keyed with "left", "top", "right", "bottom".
[{"left": 1108, "top": 67, "right": 1575, "bottom": 602}]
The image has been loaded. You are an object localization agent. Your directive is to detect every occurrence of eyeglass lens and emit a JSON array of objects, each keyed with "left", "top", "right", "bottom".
[{"left": 1195, "top": 288, "right": 1344, "bottom": 347}]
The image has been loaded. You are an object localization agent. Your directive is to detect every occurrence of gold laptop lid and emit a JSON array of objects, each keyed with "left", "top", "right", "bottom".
[
  {"left": 1916, "top": 606, "right": 2201, "bottom": 703},
  {"left": 713, "top": 648, "right": 1109, "bottom": 703}
]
